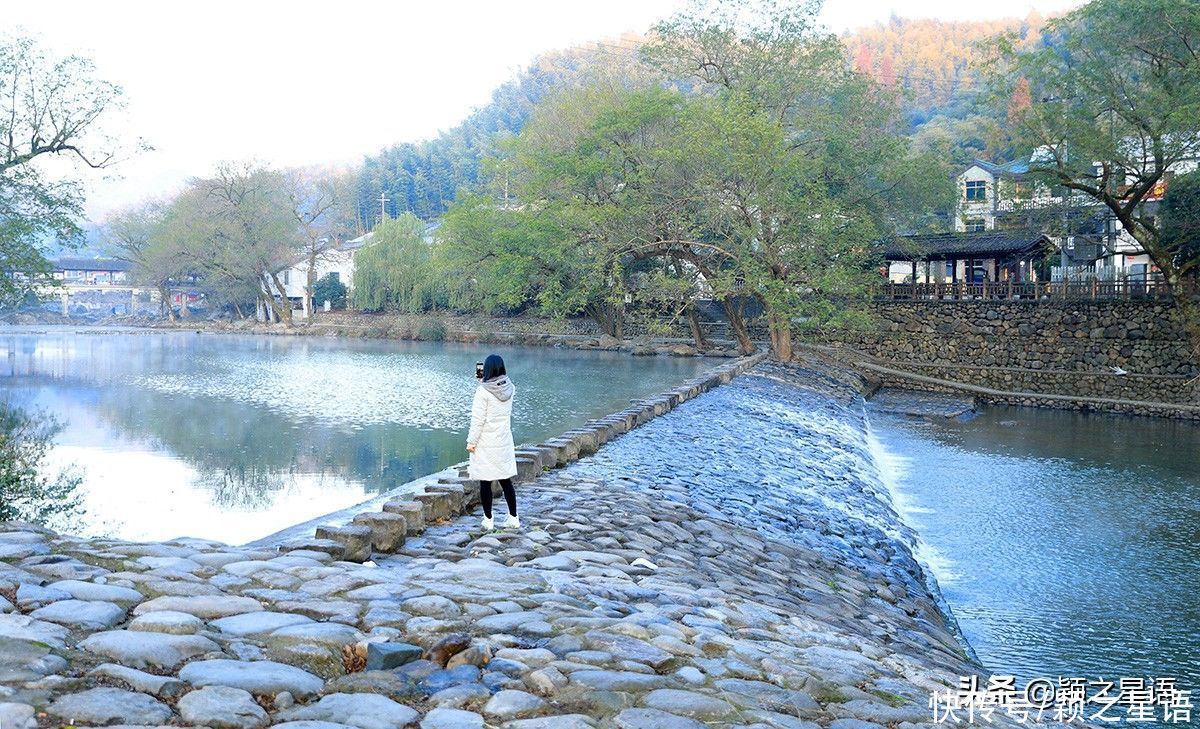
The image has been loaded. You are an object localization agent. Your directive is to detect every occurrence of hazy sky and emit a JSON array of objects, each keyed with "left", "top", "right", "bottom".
[{"left": 10, "top": 0, "right": 1083, "bottom": 221}]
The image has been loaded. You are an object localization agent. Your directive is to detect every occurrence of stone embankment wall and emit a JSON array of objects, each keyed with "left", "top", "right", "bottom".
[{"left": 829, "top": 300, "right": 1200, "bottom": 418}]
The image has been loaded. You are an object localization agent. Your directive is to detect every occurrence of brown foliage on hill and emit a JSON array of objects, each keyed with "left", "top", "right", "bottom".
[{"left": 843, "top": 13, "right": 1048, "bottom": 118}]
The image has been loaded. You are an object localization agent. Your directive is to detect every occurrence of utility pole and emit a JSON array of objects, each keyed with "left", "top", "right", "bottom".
[
  {"left": 379, "top": 192, "right": 389, "bottom": 225},
  {"left": 503, "top": 162, "right": 510, "bottom": 210}
]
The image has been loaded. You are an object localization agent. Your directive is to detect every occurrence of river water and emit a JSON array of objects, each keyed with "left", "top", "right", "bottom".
[
  {"left": 868, "top": 403, "right": 1200, "bottom": 693},
  {"left": 0, "top": 327, "right": 715, "bottom": 544}
]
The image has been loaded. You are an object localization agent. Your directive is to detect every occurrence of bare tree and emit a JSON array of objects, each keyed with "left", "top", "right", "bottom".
[
  {"left": 100, "top": 201, "right": 182, "bottom": 320},
  {"left": 286, "top": 168, "right": 355, "bottom": 318},
  {"left": 0, "top": 35, "right": 139, "bottom": 308}
]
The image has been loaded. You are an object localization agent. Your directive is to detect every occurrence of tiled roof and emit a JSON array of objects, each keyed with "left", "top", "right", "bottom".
[
  {"left": 963, "top": 158, "right": 1030, "bottom": 177},
  {"left": 882, "top": 230, "right": 1052, "bottom": 260},
  {"left": 52, "top": 257, "right": 133, "bottom": 272},
  {"left": 340, "top": 233, "right": 373, "bottom": 251}
]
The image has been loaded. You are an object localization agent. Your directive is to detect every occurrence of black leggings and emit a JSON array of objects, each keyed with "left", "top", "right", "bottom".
[{"left": 479, "top": 478, "right": 517, "bottom": 519}]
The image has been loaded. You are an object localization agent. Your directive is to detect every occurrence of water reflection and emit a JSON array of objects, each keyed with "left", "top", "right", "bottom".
[
  {"left": 0, "top": 328, "right": 714, "bottom": 543},
  {"left": 869, "top": 405, "right": 1200, "bottom": 690}
]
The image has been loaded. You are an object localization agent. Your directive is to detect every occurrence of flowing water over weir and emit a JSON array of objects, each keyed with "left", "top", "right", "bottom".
[
  {"left": 567, "top": 359, "right": 1200, "bottom": 693},
  {"left": 566, "top": 361, "right": 949, "bottom": 636}
]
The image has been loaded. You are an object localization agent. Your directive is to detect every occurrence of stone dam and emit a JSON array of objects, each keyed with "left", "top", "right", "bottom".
[{"left": 0, "top": 354, "right": 1048, "bottom": 729}]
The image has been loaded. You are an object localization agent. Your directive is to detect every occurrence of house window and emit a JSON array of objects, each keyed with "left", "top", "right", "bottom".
[
  {"left": 965, "top": 180, "right": 987, "bottom": 201},
  {"left": 965, "top": 218, "right": 986, "bottom": 232}
]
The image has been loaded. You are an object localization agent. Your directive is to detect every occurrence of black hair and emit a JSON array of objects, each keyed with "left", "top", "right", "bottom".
[{"left": 482, "top": 353, "right": 507, "bottom": 381}]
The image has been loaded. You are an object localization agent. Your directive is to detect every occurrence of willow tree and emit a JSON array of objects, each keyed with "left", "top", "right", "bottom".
[
  {"left": 440, "top": 193, "right": 620, "bottom": 330},
  {"left": 351, "top": 213, "right": 444, "bottom": 312},
  {"left": 993, "top": 0, "right": 1200, "bottom": 354}
]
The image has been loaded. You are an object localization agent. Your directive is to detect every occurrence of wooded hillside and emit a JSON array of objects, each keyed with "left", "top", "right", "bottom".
[
  {"left": 357, "top": 15, "right": 1052, "bottom": 222},
  {"left": 843, "top": 14, "right": 1048, "bottom": 123}
]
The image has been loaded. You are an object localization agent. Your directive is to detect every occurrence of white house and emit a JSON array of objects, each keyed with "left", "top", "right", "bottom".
[
  {"left": 951, "top": 151, "right": 1200, "bottom": 282},
  {"left": 263, "top": 219, "right": 444, "bottom": 320},
  {"left": 265, "top": 233, "right": 373, "bottom": 319}
]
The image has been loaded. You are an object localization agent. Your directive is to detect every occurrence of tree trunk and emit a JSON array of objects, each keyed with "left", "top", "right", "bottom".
[
  {"left": 586, "top": 301, "right": 624, "bottom": 339},
  {"left": 721, "top": 296, "right": 755, "bottom": 355},
  {"left": 766, "top": 307, "right": 793, "bottom": 361},
  {"left": 304, "top": 255, "right": 317, "bottom": 320},
  {"left": 262, "top": 272, "right": 293, "bottom": 327},
  {"left": 685, "top": 302, "right": 708, "bottom": 350},
  {"left": 232, "top": 302, "right": 244, "bottom": 320},
  {"left": 158, "top": 285, "right": 175, "bottom": 322}
]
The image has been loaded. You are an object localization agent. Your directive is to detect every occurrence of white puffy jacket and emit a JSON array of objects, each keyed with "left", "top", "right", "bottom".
[{"left": 467, "top": 377, "right": 517, "bottom": 481}]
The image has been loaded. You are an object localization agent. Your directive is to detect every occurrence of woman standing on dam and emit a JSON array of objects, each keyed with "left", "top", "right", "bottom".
[{"left": 467, "top": 353, "right": 520, "bottom": 530}]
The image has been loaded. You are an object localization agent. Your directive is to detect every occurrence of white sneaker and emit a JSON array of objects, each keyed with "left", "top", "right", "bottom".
[
  {"left": 480, "top": 516, "right": 494, "bottom": 531},
  {"left": 505, "top": 514, "right": 521, "bottom": 529}
]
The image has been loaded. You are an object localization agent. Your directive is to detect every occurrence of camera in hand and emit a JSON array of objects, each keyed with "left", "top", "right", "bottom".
[{"left": 475, "top": 361, "right": 484, "bottom": 379}]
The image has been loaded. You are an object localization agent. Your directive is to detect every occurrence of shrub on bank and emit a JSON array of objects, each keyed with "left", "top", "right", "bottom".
[{"left": 417, "top": 319, "right": 447, "bottom": 341}]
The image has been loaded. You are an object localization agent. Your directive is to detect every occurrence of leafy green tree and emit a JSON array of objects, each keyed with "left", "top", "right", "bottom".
[
  {"left": 643, "top": 0, "right": 951, "bottom": 359},
  {"left": 351, "top": 213, "right": 445, "bottom": 312},
  {"left": 0, "top": 401, "right": 82, "bottom": 527},
  {"left": 1162, "top": 172, "right": 1200, "bottom": 284},
  {"left": 312, "top": 272, "right": 347, "bottom": 310},
  {"left": 439, "top": 197, "right": 613, "bottom": 325},
  {"left": 0, "top": 35, "right": 132, "bottom": 309},
  {"left": 992, "top": 0, "right": 1200, "bottom": 351},
  {"left": 440, "top": 83, "right": 700, "bottom": 338}
]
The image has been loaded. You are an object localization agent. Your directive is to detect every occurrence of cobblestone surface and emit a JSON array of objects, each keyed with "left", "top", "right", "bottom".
[{"left": 0, "top": 359, "right": 1067, "bottom": 728}]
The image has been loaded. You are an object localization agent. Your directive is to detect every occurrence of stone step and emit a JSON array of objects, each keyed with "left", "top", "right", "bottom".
[
  {"left": 427, "top": 483, "right": 467, "bottom": 514},
  {"left": 381, "top": 500, "right": 425, "bottom": 534},
  {"left": 276, "top": 538, "right": 345, "bottom": 561},
  {"left": 578, "top": 422, "right": 612, "bottom": 447},
  {"left": 514, "top": 447, "right": 553, "bottom": 472},
  {"left": 412, "top": 491, "right": 454, "bottom": 523},
  {"left": 514, "top": 455, "right": 540, "bottom": 482},
  {"left": 351, "top": 512, "right": 407, "bottom": 553},
  {"left": 313, "top": 525, "right": 372, "bottom": 563},
  {"left": 540, "top": 438, "right": 579, "bottom": 467},
  {"left": 561, "top": 430, "right": 599, "bottom": 456}
]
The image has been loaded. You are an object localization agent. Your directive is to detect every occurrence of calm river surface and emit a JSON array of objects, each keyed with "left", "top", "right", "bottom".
[
  {"left": 869, "top": 404, "right": 1200, "bottom": 690},
  {"left": 0, "top": 327, "right": 714, "bottom": 544}
]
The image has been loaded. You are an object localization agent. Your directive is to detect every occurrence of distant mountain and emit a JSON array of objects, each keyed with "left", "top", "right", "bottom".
[
  {"left": 358, "top": 16, "right": 1054, "bottom": 222},
  {"left": 356, "top": 35, "right": 644, "bottom": 225},
  {"left": 40, "top": 224, "right": 106, "bottom": 260}
]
